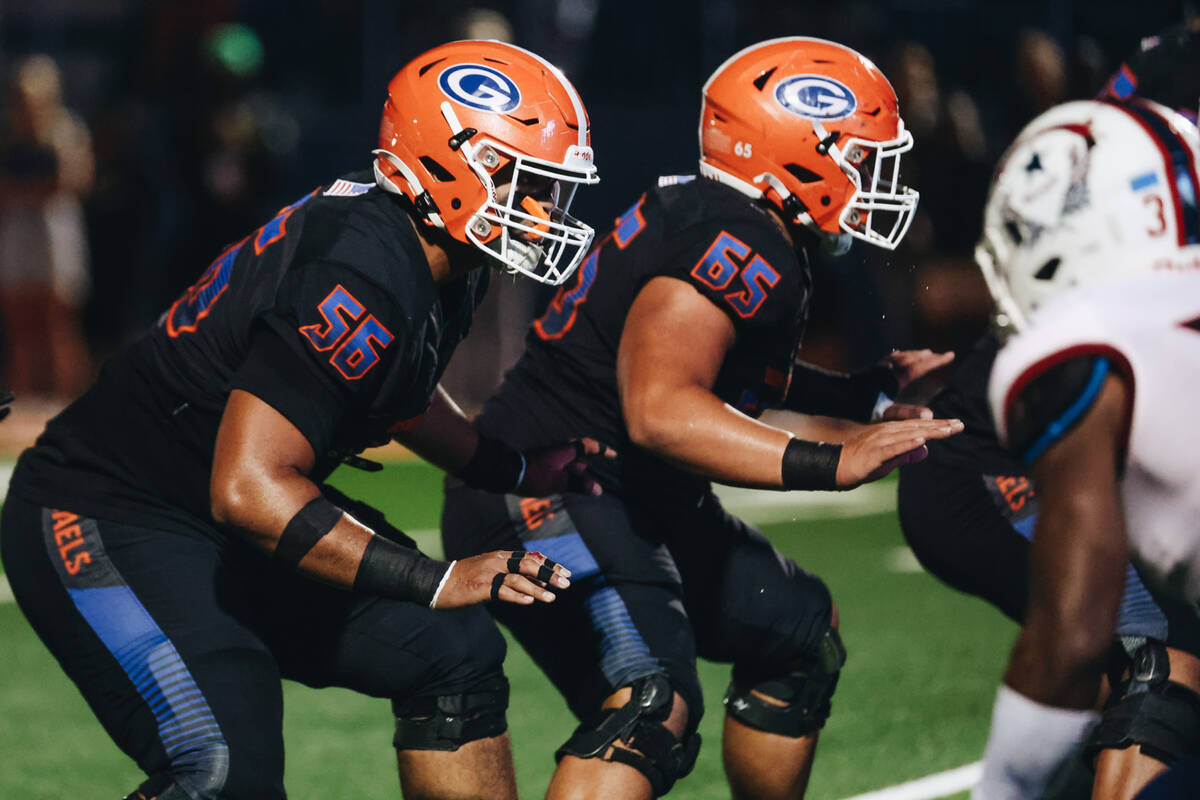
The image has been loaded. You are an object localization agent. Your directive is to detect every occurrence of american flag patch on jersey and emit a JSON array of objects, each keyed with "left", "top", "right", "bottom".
[
  {"left": 324, "top": 179, "right": 373, "bottom": 197},
  {"left": 657, "top": 175, "right": 696, "bottom": 187}
]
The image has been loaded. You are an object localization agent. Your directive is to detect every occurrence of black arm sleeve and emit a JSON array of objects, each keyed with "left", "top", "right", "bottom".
[{"left": 781, "top": 362, "right": 899, "bottom": 422}]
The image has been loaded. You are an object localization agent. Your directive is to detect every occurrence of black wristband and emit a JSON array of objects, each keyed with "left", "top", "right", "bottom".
[
  {"left": 354, "top": 535, "right": 451, "bottom": 605},
  {"left": 781, "top": 438, "right": 842, "bottom": 491},
  {"left": 274, "top": 496, "right": 344, "bottom": 568},
  {"left": 456, "top": 435, "right": 526, "bottom": 493}
]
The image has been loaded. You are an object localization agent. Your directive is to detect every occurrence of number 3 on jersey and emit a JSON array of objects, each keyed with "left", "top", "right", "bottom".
[
  {"left": 300, "top": 285, "right": 394, "bottom": 380},
  {"left": 690, "top": 231, "right": 780, "bottom": 318}
]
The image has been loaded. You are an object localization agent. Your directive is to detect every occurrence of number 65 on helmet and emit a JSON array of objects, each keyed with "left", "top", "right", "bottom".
[
  {"left": 374, "top": 40, "right": 600, "bottom": 285},
  {"left": 699, "top": 37, "right": 919, "bottom": 251}
]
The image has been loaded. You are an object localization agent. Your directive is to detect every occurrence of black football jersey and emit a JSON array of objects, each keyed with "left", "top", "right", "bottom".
[
  {"left": 476, "top": 176, "right": 811, "bottom": 500},
  {"left": 13, "top": 171, "right": 487, "bottom": 535},
  {"left": 924, "top": 331, "right": 1025, "bottom": 476},
  {"left": 1102, "top": 21, "right": 1200, "bottom": 116}
]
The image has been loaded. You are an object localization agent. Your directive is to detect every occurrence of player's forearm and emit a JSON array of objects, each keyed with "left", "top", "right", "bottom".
[
  {"left": 211, "top": 463, "right": 363, "bottom": 584},
  {"left": 212, "top": 466, "right": 450, "bottom": 601},
  {"left": 392, "top": 384, "right": 478, "bottom": 473},
  {"left": 1003, "top": 622, "right": 1106, "bottom": 711},
  {"left": 1004, "top": 504, "right": 1123, "bottom": 709},
  {"left": 625, "top": 384, "right": 794, "bottom": 488},
  {"left": 394, "top": 384, "right": 528, "bottom": 493}
]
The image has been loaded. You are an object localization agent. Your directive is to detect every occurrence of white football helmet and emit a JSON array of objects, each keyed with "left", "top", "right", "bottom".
[{"left": 976, "top": 98, "right": 1200, "bottom": 332}]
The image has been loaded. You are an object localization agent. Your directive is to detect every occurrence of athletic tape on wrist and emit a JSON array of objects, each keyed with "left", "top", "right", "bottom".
[
  {"left": 273, "top": 496, "right": 344, "bottom": 568},
  {"left": 457, "top": 435, "right": 526, "bottom": 493},
  {"left": 354, "top": 535, "right": 450, "bottom": 605},
  {"left": 428, "top": 560, "right": 456, "bottom": 608},
  {"left": 781, "top": 438, "right": 842, "bottom": 491},
  {"left": 974, "top": 685, "right": 1099, "bottom": 800}
]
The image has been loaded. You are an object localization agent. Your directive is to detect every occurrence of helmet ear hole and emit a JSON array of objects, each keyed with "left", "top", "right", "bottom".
[
  {"left": 419, "top": 156, "right": 456, "bottom": 183},
  {"left": 451, "top": 198, "right": 462, "bottom": 210},
  {"left": 1034, "top": 257, "right": 1062, "bottom": 281},
  {"left": 820, "top": 196, "right": 832, "bottom": 206},
  {"left": 785, "top": 164, "right": 824, "bottom": 184}
]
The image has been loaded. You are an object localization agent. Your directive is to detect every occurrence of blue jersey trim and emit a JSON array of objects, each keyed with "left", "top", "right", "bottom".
[{"left": 1022, "top": 357, "right": 1110, "bottom": 464}]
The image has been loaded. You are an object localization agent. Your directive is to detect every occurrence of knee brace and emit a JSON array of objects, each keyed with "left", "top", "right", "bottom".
[
  {"left": 724, "top": 628, "right": 846, "bottom": 738},
  {"left": 556, "top": 674, "right": 701, "bottom": 797},
  {"left": 1085, "top": 638, "right": 1200, "bottom": 765},
  {"left": 392, "top": 675, "right": 509, "bottom": 751}
]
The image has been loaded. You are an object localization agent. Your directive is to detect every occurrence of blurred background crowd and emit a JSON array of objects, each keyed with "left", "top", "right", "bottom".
[{"left": 0, "top": 0, "right": 1193, "bottom": 418}]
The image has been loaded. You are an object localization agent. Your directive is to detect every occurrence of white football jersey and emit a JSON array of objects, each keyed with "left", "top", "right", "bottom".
[{"left": 989, "top": 270, "right": 1200, "bottom": 605}]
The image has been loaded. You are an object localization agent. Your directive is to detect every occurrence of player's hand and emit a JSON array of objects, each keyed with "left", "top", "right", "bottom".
[
  {"left": 516, "top": 438, "right": 616, "bottom": 497},
  {"left": 835, "top": 417, "right": 963, "bottom": 489},
  {"left": 880, "top": 348, "right": 955, "bottom": 391},
  {"left": 0, "top": 387, "right": 12, "bottom": 422},
  {"left": 432, "top": 550, "right": 572, "bottom": 609},
  {"left": 879, "top": 402, "right": 934, "bottom": 421}
]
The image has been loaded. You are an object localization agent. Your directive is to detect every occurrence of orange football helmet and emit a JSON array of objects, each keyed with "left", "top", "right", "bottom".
[
  {"left": 375, "top": 40, "right": 599, "bottom": 285},
  {"left": 700, "top": 37, "right": 918, "bottom": 251}
]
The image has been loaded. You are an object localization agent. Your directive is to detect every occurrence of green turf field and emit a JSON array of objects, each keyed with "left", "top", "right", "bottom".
[{"left": 0, "top": 461, "right": 1016, "bottom": 798}]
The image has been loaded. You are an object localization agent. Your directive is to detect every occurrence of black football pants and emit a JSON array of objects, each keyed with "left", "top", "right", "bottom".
[
  {"left": 441, "top": 482, "right": 834, "bottom": 734},
  {"left": 0, "top": 492, "right": 507, "bottom": 799}
]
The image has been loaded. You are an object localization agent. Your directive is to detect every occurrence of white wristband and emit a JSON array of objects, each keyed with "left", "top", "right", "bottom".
[
  {"left": 972, "top": 685, "right": 1099, "bottom": 800},
  {"left": 429, "top": 560, "right": 457, "bottom": 609},
  {"left": 869, "top": 391, "right": 895, "bottom": 422}
]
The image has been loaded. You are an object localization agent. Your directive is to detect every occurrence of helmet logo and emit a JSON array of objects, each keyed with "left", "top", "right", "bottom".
[
  {"left": 438, "top": 64, "right": 522, "bottom": 113},
  {"left": 775, "top": 75, "right": 857, "bottom": 120}
]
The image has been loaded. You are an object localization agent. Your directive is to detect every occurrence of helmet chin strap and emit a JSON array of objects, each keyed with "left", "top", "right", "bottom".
[
  {"left": 754, "top": 171, "right": 849, "bottom": 253},
  {"left": 700, "top": 161, "right": 851, "bottom": 252},
  {"left": 372, "top": 149, "right": 447, "bottom": 230}
]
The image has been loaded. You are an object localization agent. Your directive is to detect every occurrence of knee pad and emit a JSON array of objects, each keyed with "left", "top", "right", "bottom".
[
  {"left": 725, "top": 628, "right": 846, "bottom": 738},
  {"left": 556, "top": 674, "right": 701, "bottom": 797},
  {"left": 392, "top": 675, "right": 509, "bottom": 751},
  {"left": 1085, "top": 639, "right": 1200, "bottom": 765}
]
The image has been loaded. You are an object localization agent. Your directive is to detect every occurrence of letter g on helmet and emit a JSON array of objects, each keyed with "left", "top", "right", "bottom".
[{"left": 374, "top": 40, "right": 600, "bottom": 285}]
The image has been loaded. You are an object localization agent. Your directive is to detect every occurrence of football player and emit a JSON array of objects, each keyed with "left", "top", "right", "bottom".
[
  {"left": 0, "top": 40, "right": 603, "bottom": 800},
  {"left": 899, "top": 29, "right": 1200, "bottom": 799},
  {"left": 1101, "top": 17, "right": 1200, "bottom": 121},
  {"left": 968, "top": 98, "right": 1200, "bottom": 799},
  {"left": 441, "top": 37, "right": 962, "bottom": 800}
]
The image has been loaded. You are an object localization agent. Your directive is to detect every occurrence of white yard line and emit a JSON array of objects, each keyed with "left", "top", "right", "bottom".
[
  {"left": 0, "top": 459, "right": 11, "bottom": 500},
  {"left": 886, "top": 545, "right": 925, "bottom": 573},
  {"left": 838, "top": 761, "right": 981, "bottom": 800}
]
